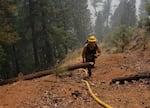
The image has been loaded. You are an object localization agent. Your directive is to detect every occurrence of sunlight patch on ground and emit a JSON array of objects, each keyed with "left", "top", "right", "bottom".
[{"left": 59, "top": 49, "right": 82, "bottom": 68}]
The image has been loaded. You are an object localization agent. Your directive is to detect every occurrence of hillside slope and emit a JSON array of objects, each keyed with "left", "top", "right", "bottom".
[{"left": 0, "top": 50, "right": 150, "bottom": 108}]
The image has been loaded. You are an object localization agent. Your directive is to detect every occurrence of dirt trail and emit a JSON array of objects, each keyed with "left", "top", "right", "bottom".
[{"left": 0, "top": 51, "right": 150, "bottom": 108}]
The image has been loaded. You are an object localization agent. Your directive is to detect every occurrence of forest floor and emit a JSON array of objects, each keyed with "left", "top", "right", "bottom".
[{"left": 0, "top": 50, "right": 150, "bottom": 108}]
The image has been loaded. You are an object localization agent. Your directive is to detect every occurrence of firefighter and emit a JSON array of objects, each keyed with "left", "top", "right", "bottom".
[{"left": 82, "top": 35, "right": 101, "bottom": 76}]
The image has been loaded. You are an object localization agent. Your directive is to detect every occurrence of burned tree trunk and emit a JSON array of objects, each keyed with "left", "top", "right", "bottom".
[
  {"left": 67, "top": 62, "right": 91, "bottom": 71},
  {"left": 0, "top": 62, "right": 92, "bottom": 85},
  {"left": 111, "top": 72, "right": 150, "bottom": 84}
]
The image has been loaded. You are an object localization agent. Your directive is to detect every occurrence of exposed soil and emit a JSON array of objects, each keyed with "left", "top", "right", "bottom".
[{"left": 0, "top": 51, "right": 150, "bottom": 108}]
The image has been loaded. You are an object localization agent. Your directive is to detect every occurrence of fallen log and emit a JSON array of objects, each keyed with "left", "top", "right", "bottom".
[
  {"left": 0, "top": 62, "right": 92, "bottom": 85},
  {"left": 67, "top": 62, "right": 91, "bottom": 71},
  {"left": 111, "top": 72, "right": 150, "bottom": 84},
  {"left": 23, "top": 69, "right": 54, "bottom": 80},
  {"left": 0, "top": 77, "right": 18, "bottom": 85},
  {"left": 0, "top": 70, "right": 54, "bottom": 85}
]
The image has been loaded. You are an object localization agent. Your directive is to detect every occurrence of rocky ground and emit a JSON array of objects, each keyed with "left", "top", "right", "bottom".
[{"left": 0, "top": 50, "right": 150, "bottom": 108}]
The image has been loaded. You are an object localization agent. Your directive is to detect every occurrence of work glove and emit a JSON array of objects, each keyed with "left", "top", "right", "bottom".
[{"left": 94, "top": 54, "right": 100, "bottom": 58}]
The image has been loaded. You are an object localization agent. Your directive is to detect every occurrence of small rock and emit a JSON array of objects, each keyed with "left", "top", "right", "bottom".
[{"left": 71, "top": 90, "right": 82, "bottom": 98}]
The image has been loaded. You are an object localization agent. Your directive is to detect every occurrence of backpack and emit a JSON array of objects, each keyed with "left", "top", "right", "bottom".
[{"left": 85, "top": 43, "right": 97, "bottom": 56}]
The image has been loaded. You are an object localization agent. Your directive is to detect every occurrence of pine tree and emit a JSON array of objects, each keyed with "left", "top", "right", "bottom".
[
  {"left": 94, "top": 0, "right": 111, "bottom": 41},
  {"left": 111, "top": 0, "right": 137, "bottom": 29},
  {"left": 0, "top": 0, "right": 20, "bottom": 78}
]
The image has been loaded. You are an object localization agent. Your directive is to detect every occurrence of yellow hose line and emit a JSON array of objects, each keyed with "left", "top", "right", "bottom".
[
  {"left": 79, "top": 68, "right": 88, "bottom": 76},
  {"left": 82, "top": 79, "right": 112, "bottom": 108}
]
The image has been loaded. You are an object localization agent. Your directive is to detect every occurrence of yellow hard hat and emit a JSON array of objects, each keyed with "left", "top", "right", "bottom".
[{"left": 88, "top": 35, "right": 96, "bottom": 42}]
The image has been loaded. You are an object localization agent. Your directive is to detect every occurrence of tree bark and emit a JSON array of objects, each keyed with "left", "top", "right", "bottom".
[
  {"left": 12, "top": 45, "right": 20, "bottom": 75},
  {"left": 0, "top": 62, "right": 92, "bottom": 85},
  {"left": 29, "top": 0, "right": 39, "bottom": 69},
  {"left": 111, "top": 72, "right": 150, "bottom": 84}
]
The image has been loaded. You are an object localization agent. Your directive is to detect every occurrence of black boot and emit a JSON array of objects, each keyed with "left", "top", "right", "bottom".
[{"left": 87, "top": 65, "right": 92, "bottom": 77}]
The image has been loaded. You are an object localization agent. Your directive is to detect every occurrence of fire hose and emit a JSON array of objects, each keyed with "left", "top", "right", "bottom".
[
  {"left": 67, "top": 64, "right": 113, "bottom": 108},
  {"left": 82, "top": 79, "right": 112, "bottom": 108}
]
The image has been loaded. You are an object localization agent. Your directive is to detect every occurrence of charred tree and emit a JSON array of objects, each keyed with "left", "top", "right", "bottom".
[
  {"left": 0, "top": 62, "right": 92, "bottom": 85},
  {"left": 111, "top": 72, "right": 150, "bottom": 84}
]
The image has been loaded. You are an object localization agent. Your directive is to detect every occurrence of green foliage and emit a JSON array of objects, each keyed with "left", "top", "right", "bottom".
[
  {"left": 0, "top": 0, "right": 21, "bottom": 78},
  {"left": 71, "top": 0, "right": 92, "bottom": 43},
  {"left": 111, "top": 0, "right": 137, "bottom": 29},
  {"left": 95, "top": 0, "right": 111, "bottom": 41},
  {"left": 0, "top": 0, "right": 91, "bottom": 78},
  {"left": 0, "top": 0, "right": 20, "bottom": 45},
  {"left": 14, "top": 0, "right": 91, "bottom": 74},
  {"left": 141, "top": 1, "right": 150, "bottom": 32},
  {"left": 145, "top": 1, "right": 150, "bottom": 15},
  {"left": 0, "top": 45, "right": 6, "bottom": 72},
  {"left": 138, "top": 17, "right": 150, "bottom": 32},
  {"left": 0, "top": 32, "right": 20, "bottom": 45},
  {"left": 105, "top": 25, "right": 133, "bottom": 53},
  {"left": 138, "top": 18, "right": 146, "bottom": 28},
  {"left": 95, "top": 0, "right": 137, "bottom": 41},
  {"left": 49, "top": 26, "right": 78, "bottom": 60}
]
